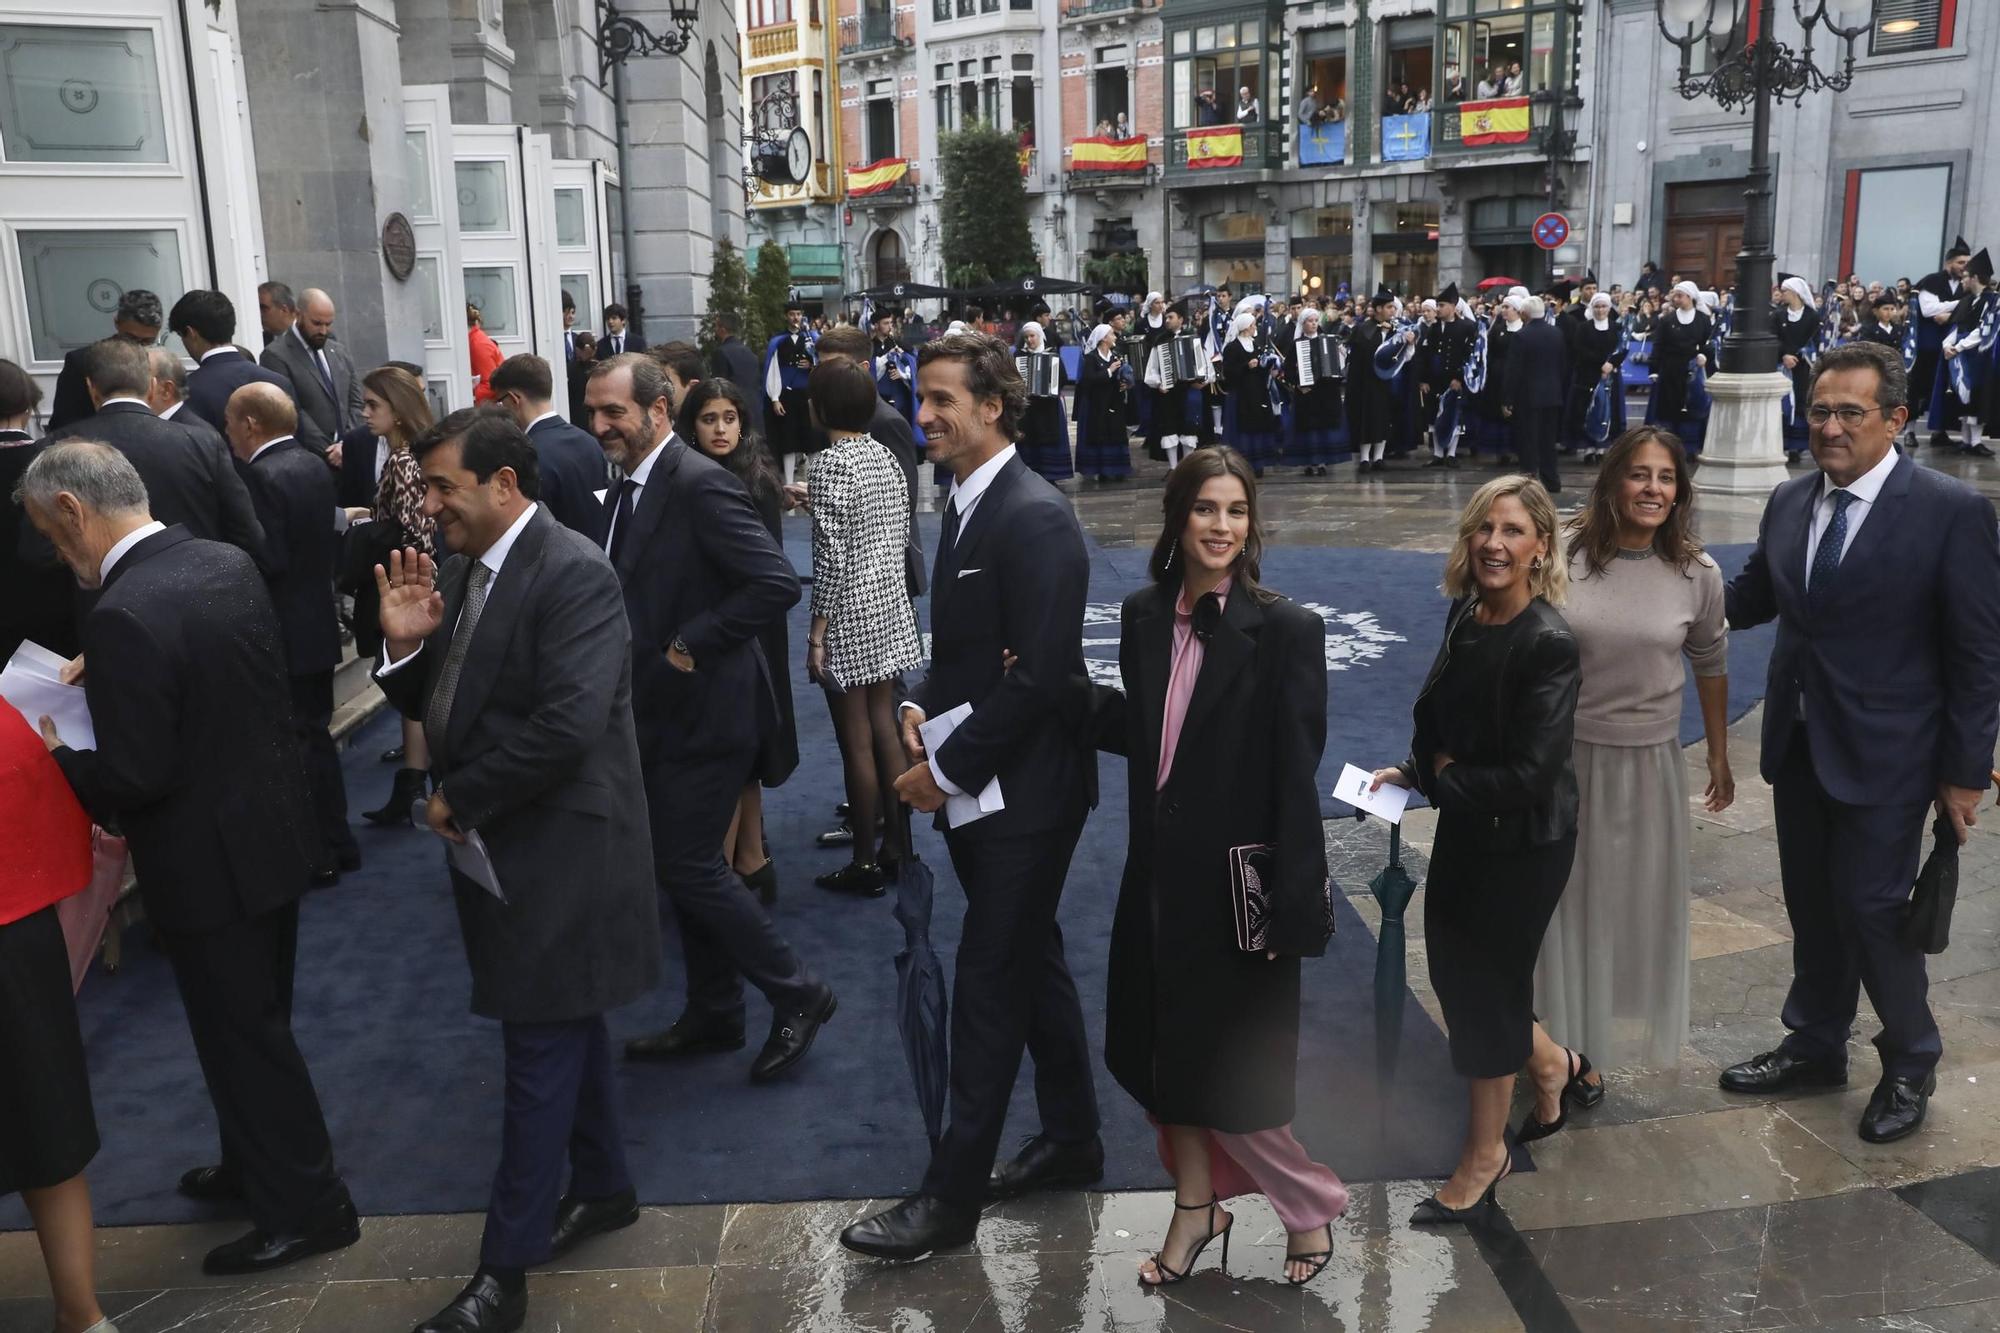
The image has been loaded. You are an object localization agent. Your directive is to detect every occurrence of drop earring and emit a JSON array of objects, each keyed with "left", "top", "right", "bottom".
[{"left": 1165, "top": 538, "right": 1179, "bottom": 571}]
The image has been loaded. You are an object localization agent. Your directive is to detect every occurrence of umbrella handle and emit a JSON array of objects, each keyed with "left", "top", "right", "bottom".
[{"left": 1387, "top": 822, "right": 1402, "bottom": 869}]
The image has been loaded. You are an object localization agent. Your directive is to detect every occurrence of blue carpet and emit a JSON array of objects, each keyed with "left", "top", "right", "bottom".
[{"left": 4, "top": 529, "right": 1770, "bottom": 1229}]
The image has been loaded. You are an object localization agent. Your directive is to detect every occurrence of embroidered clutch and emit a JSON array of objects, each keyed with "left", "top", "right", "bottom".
[{"left": 1228, "top": 843, "right": 1335, "bottom": 953}]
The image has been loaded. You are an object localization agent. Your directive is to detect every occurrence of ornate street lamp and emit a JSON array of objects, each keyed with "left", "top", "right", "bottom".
[
  {"left": 596, "top": 0, "right": 703, "bottom": 341},
  {"left": 1655, "top": 0, "right": 1874, "bottom": 373}
]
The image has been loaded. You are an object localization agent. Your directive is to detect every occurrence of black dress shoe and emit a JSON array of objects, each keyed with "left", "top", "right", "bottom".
[
  {"left": 749, "top": 985, "right": 837, "bottom": 1083},
  {"left": 839, "top": 1194, "right": 980, "bottom": 1260},
  {"left": 815, "top": 861, "right": 886, "bottom": 898},
  {"left": 988, "top": 1134, "right": 1105, "bottom": 1200},
  {"left": 623, "top": 1015, "right": 746, "bottom": 1062},
  {"left": 550, "top": 1186, "right": 640, "bottom": 1258},
  {"left": 201, "top": 1191, "right": 360, "bottom": 1275},
  {"left": 1718, "top": 1048, "right": 1848, "bottom": 1095},
  {"left": 178, "top": 1164, "right": 243, "bottom": 1202},
  {"left": 413, "top": 1270, "right": 526, "bottom": 1332},
  {"left": 816, "top": 822, "right": 856, "bottom": 848},
  {"left": 1859, "top": 1072, "right": 1937, "bottom": 1143},
  {"left": 1970, "top": 443, "right": 1997, "bottom": 459}
]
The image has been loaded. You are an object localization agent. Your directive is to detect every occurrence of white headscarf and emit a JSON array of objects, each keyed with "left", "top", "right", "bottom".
[
  {"left": 1780, "top": 275, "right": 1816, "bottom": 309},
  {"left": 946, "top": 320, "right": 969, "bottom": 335},
  {"left": 1230, "top": 310, "right": 1257, "bottom": 342},
  {"left": 1020, "top": 321, "right": 1044, "bottom": 349},
  {"left": 1589, "top": 292, "right": 1613, "bottom": 328},
  {"left": 1298, "top": 307, "right": 1321, "bottom": 333},
  {"left": 1671, "top": 280, "right": 1700, "bottom": 302},
  {"left": 1421, "top": 298, "right": 1438, "bottom": 312},
  {"left": 1144, "top": 291, "right": 1165, "bottom": 329},
  {"left": 1698, "top": 290, "right": 1719, "bottom": 313},
  {"left": 1507, "top": 285, "right": 1529, "bottom": 302},
  {"left": 1088, "top": 322, "right": 1114, "bottom": 354}
]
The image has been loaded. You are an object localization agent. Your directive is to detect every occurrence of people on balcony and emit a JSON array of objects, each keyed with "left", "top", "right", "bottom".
[
  {"left": 1113, "top": 112, "right": 1132, "bottom": 139},
  {"left": 1297, "top": 86, "right": 1323, "bottom": 127},
  {"left": 1196, "top": 88, "right": 1223, "bottom": 126},
  {"left": 1236, "top": 87, "right": 1261, "bottom": 124}
]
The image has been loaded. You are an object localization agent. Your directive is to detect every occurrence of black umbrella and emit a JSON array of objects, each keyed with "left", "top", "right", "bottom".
[
  {"left": 1901, "top": 815, "right": 1960, "bottom": 955},
  {"left": 1179, "top": 283, "right": 1217, "bottom": 300},
  {"left": 892, "top": 809, "right": 951, "bottom": 1149},
  {"left": 1369, "top": 821, "right": 1420, "bottom": 1123}
]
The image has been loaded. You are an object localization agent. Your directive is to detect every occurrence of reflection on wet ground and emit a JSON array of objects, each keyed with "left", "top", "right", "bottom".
[{"left": 7, "top": 451, "right": 2000, "bottom": 1330}]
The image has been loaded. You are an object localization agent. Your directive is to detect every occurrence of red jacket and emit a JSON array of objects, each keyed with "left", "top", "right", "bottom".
[
  {"left": 0, "top": 702, "right": 92, "bottom": 926},
  {"left": 470, "top": 326, "right": 503, "bottom": 403}
]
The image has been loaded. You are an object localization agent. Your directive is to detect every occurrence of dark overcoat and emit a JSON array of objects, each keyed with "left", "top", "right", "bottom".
[{"left": 1093, "top": 582, "right": 1332, "bottom": 1132}]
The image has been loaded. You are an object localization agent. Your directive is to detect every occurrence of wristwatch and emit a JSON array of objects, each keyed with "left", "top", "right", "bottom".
[{"left": 670, "top": 636, "right": 692, "bottom": 667}]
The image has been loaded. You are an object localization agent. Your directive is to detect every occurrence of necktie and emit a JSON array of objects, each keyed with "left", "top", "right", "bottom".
[
  {"left": 1807, "top": 489, "right": 1854, "bottom": 612},
  {"left": 940, "top": 495, "right": 962, "bottom": 561},
  {"left": 314, "top": 350, "right": 337, "bottom": 404},
  {"left": 608, "top": 478, "right": 638, "bottom": 564},
  {"left": 425, "top": 562, "right": 493, "bottom": 755}
]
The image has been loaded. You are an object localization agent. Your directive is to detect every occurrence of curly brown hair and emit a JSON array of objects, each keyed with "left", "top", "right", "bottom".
[
  {"left": 916, "top": 330, "right": 1026, "bottom": 441},
  {"left": 1565, "top": 426, "right": 1704, "bottom": 580}
]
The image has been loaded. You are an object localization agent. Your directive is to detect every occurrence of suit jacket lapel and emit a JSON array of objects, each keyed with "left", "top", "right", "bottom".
[
  {"left": 445, "top": 508, "right": 553, "bottom": 757},
  {"left": 613, "top": 438, "right": 685, "bottom": 579},
  {"left": 1172, "top": 587, "right": 1263, "bottom": 771},
  {"left": 948, "top": 456, "right": 1022, "bottom": 573}
]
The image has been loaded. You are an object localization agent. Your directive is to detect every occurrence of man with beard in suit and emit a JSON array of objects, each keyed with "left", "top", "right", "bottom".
[{"left": 259, "top": 289, "right": 364, "bottom": 457}]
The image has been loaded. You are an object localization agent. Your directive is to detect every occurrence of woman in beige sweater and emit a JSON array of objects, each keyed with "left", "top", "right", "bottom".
[{"left": 1527, "top": 426, "right": 1732, "bottom": 1138}]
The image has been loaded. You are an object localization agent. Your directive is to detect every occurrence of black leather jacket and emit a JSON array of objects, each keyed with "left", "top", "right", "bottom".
[{"left": 1400, "top": 595, "right": 1580, "bottom": 849}]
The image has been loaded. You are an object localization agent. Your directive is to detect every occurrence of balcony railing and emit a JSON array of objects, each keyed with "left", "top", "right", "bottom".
[
  {"left": 746, "top": 24, "right": 797, "bottom": 60},
  {"left": 840, "top": 11, "right": 910, "bottom": 56},
  {"left": 1058, "top": 0, "right": 1159, "bottom": 24},
  {"left": 1166, "top": 122, "right": 1279, "bottom": 174}
]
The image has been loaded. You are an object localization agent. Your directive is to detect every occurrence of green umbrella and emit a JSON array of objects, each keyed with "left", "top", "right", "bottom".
[{"left": 1370, "top": 822, "right": 1421, "bottom": 1122}]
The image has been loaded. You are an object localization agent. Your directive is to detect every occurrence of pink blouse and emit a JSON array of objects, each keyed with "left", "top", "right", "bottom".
[{"left": 1156, "top": 577, "right": 1232, "bottom": 791}]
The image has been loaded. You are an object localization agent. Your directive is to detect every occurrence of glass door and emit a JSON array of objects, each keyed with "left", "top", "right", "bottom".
[{"left": 400, "top": 85, "right": 470, "bottom": 413}]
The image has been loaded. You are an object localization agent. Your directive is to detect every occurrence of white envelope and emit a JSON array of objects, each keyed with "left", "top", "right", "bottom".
[
  {"left": 1334, "top": 762, "right": 1410, "bottom": 824},
  {"left": 0, "top": 641, "right": 95, "bottom": 751},
  {"left": 917, "top": 702, "right": 1005, "bottom": 829}
]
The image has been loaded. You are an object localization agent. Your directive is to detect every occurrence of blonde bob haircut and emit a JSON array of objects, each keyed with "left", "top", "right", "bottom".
[{"left": 1441, "top": 473, "right": 1569, "bottom": 607}]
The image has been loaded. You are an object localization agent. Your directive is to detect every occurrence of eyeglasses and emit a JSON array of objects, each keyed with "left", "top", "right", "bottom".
[{"left": 1805, "top": 404, "right": 1895, "bottom": 428}]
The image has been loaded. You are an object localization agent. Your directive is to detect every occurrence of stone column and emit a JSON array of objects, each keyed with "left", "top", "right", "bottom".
[
  {"left": 239, "top": 0, "right": 429, "bottom": 368},
  {"left": 1697, "top": 372, "right": 1792, "bottom": 497},
  {"left": 398, "top": 0, "right": 515, "bottom": 127},
  {"left": 1350, "top": 193, "right": 1374, "bottom": 294}
]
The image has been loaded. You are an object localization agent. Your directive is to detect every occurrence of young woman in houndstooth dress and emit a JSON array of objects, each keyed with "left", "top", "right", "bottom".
[{"left": 806, "top": 359, "right": 924, "bottom": 898}]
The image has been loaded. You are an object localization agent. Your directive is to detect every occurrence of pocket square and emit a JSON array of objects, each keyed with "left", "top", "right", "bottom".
[{"left": 957, "top": 567, "right": 983, "bottom": 578}]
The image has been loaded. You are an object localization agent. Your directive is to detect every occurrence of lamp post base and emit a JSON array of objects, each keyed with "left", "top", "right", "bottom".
[{"left": 1694, "top": 371, "right": 1794, "bottom": 497}]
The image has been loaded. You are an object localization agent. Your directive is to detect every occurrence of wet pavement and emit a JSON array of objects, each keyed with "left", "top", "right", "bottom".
[{"left": 7, "top": 447, "right": 2000, "bottom": 1331}]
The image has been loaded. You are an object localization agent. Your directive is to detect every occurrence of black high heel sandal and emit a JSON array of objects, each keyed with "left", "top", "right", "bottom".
[
  {"left": 1285, "top": 1222, "right": 1333, "bottom": 1286},
  {"left": 1141, "top": 1196, "right": 1232, "bottom": 1286},
  {"left": 1517, "top": 1049, "right": 1601, "bottom": 1143},
  {"left": 1410, "top": 1156, "right": 1513, "bottom": 1226}
]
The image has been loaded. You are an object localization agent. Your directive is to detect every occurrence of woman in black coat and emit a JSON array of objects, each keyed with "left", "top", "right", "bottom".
[
  {"left": 1369, "top": 474, "right": 1584, "bottom": 1227},
  {"left": 1774, "top": 278, "right": 1822, "bottom": 458},
  {"left": 677, "top": 378, "right": 796, "bottom": 905},
  {"left": 1649, "top": 283, "right": 1713, "bottom": 430},
  {"left": 1089, "top": 447, "right": 1343, "bottom": 1289}
]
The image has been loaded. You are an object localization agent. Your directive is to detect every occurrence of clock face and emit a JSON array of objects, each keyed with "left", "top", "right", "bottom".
[{"left": 786, "top": 127, "right": 812, "bottom": 184}]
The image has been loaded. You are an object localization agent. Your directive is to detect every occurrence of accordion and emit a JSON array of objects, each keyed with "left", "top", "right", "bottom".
[
  {"left": 1168, "top": 335, "right": 1206, "bottom": 381},
  {"left": 1016, "top": 352, "right": 1060, "bottom": 398},
  {"left": 1294, "top": 335, "right": 1343, "bottom": 386},
  {"left": 1121, "top": 334, "right": 1149, "bottom": 368}
]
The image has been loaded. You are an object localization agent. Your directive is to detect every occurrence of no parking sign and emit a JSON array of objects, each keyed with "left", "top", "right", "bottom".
[{"left": 1533, "top": 212, "right": 1570, "bottom": 251}]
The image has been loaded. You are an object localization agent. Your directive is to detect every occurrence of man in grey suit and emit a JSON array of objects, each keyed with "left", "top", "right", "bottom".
[
  {"left": 259, "top": 289, "right": 363, "bottom": 458},
  {"left": 373, "top": 409, "right": 661, "bottom": 1333}
]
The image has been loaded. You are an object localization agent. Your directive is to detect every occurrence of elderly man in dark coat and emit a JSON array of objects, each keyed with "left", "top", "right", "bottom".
[{"left": 373, "top": 408, "right": 660, "bottom": 1333}]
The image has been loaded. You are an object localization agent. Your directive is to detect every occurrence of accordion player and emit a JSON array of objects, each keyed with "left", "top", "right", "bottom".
[
  {"left": 1293, "top": 333, "right": 1343, "bottom": 387},
  {"left": 1149, "top": 334, "right": 1207, "bottom": 388},
  {"left": 1016, "top": 351, "right": 1060, "bottom": 398}
]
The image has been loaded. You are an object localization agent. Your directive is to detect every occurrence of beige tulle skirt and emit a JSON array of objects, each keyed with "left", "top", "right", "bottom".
[{"left": 1533, "top": 738, "right": 1691, "bottom": 1071}]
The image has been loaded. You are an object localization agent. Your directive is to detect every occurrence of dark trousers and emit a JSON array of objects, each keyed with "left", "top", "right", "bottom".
[
  {"left": 1515, "top": 405, "right": 1562, "bottom": 491},
  {"left": 481, "top": 1015, "right": 631, "bottom": 1269},
  {"left": 921, "top": 819, "right": 1099, "bottom": 1204},
  {"left": 288, "top": 670, "right": 354, "bottom": 864},
  {"left": 650, "top": 747, "right": 818, "bottom": 1023},
  {"left": 159, "top": 901, "right": 340, "bottom": 1233},
  {"left": 1772, "top": 733, "right": 1940, "bottom": 1080}
]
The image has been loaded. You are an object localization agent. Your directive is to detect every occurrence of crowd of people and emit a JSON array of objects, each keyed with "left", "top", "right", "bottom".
[{"left": 2, "top": 258, "right": 1997, "bottom": 1332}]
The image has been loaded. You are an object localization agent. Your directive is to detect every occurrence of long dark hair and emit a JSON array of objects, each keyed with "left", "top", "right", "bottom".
[
  {"left": 1565, "top": 425, "right": 1704, "bottom": 579},
  {"left": 1148, "top": 447, "right": 1275, "bottom": 604},
  {"left": 676, "top": 378, "right": 780, "bottom": 506}
]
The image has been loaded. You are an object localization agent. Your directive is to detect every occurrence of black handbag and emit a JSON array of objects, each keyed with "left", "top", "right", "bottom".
[
  {"left": 1228, "top": 843, "right": 1334, "bottom": 953},
  {"left": 337, "top": 516, "right": 407, "bottom": 597},
  {"left": 904, "top": 540, "right": 929, "bottom": 599},
  {"left": 1900, "top": 816, "right": 1959, "bottom": 955}
]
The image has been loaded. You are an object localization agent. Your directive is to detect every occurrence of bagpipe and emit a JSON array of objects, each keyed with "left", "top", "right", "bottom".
[
  {"left": 762, "top": 326, "right": 819, "bottom": 403},
  {"left": 1948, "top": 290, "right": 2000, "bottom": 405},
  {"left": 1371, "top": 320, "right": 1420, "bottom": 381},
  {"left": 1903, "top": 306, "right": 1921, "bottom": 372},
  {"left": 1584, "top": 376, "right": 1616, "bottom": 444},
  {"left": 1463, "top": 316, "right": 1492, "bottom": 395},
  {"left": 1687, "top": 362, "right": 1712, "bottom": 417},
  {"left": 1433, "top": 386, "right": 1465, "bottom": 453},
  {"left": 875, "top": 343, "right": 918, "bottom": 391},
  {"left": 1260, "top": 342, "right": 1290, "bottom": 414}
]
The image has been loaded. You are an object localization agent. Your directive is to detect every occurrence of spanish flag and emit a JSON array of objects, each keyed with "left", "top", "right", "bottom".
[
  {"left": 846, "top": 157, "right": 909, "bottom": 197},
  {"left": 1185, "top": 125, "right": 1243, "bottom": 169},
  {"left": 1070, "top": 136, "right": 1148, "bottom": 172},
  {"left": 1018, "top": 147, "right": 1033, "bottom": 177},
  {"left": 1458, "top": 97, "right": 1530, "bottom": 146}
]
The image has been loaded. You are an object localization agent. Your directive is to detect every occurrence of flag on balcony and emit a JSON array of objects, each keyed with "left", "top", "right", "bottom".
[
  {"left": 847, "top": 157, "right": 909, "bottom": 197},
  {"left": 1071, "top": 136, "right": 1148, "bottom": 172},
  {"left": 1185, "top": 125, "right": 1243, "bottom": 169},
  {"left": 1299, "top": 121, "right": 1345, "bottom": 166},
  {"left": 1381, "top": 113, "right": 1430, "bottom": 162},
  {"left": 1018, "top": 147, "right": 1033, "bottom": 177},
  {"left": 1458, "top": 97, "right": 1530, "bottom": 146}
]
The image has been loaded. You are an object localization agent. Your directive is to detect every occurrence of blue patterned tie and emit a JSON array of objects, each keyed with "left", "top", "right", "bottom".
[{"left": 1808, "top": 489, "right": 1854, "bottom": 613}]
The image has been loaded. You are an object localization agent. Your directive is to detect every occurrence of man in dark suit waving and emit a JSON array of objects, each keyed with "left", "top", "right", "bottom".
[
  {"left": 47, "top": 337, "right": 266, "bottom": 560},
  {"left": 24, "top": 442, "right": 356, "bottom": 1277},
  {"left": 840, "top": 332, "right": 1102, "bottom": 1260},
  {"left": 372, "top": 410, "right": 661, "bottom": 1333},
  {"left": 488, "top": 353, "right": 608, "bottom": 537},
  {"left": 581, "top": 354, "right": 835, "bottom": 1082},
  {"left": 223, "top": 382, "right": 358, "bottom": 882},
  {"left": 1719, "top": 341, "right": 2000, "bottom": 1143}
]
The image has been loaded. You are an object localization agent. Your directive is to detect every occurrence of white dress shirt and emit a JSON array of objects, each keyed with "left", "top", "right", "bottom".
[
  {"left": 100, "top": 520, "right": 167, "bottom": 583},
  {"left": 1805, "top": 444, "right": 1899, "bottom": 580},
  {"left": 100, "top": 396, "right": 151, "bottom": 411},
  {"left": 246, "top": 433, "right": 292, "bottom": 466},
  {"left": 527, "top": 410, "right": 564, "bottom": 432},
  {"left": 602, "top": 434, "right": 671, "bottom": 554},
  {"left": 943, "top": 443, "right": 1018, "bottom": 534},
  {"left": 292, "top": 324, "right": 335, "bottom": 388},
  {"left": 381, "top": 502, "right": 540, "bottom": 674},
  {"left": 198, "top": 345, "right": 239, "bottom": 363}
]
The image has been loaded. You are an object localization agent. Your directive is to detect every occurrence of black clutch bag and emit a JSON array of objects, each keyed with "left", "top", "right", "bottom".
[
  {"left": 1900, "top": 816, "right": 1959, "bottom": 955},
  {"left": 337, "top": 516, "right": 407, "bottom": 597},
  {"left": 1228, "top": 843, "right": 1334, "bottom": 953}
]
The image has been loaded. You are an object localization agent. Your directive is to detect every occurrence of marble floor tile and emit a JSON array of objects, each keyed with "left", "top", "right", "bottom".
[
  {"left": 1687, "top": 896, "right": 1791, "bottom": 962},
  {"left": 1899, "top": 1166, "right": 2000, "bottom": 1268},
  {"left": 0, "top": 1219, "right": 347, "bottom": 1297},
  {"left": 1496, "top": 1104, "right": 1870, "bottom": 1231}
]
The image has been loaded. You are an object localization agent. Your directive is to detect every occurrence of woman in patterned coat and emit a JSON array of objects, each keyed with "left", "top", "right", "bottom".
[{"left": 805, "top": 359, "right": 925, "bottom": 898}]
